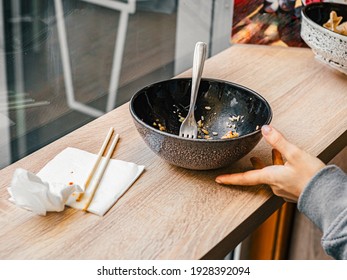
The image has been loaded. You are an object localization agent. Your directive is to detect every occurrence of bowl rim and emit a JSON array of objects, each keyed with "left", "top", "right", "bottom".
[
  {"left": 301, "top": 2, "right": 347, "bottom": 41},
  {"left": 129, "top": 77, "right": 273, "bottom": 143}
]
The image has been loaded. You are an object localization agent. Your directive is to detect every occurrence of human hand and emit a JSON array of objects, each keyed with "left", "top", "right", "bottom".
[{"left": 215, "top": 125, "right": 325, "bottom": 202}]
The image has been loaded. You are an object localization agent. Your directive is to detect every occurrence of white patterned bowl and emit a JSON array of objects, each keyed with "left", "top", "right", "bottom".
[{"left": 301, "top": 3, "right": 347, "bottom": 75}]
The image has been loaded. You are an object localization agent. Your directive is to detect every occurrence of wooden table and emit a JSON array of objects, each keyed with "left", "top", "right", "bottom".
[{"left": 0, "top": 45, "right": 346, "bottom": 260}]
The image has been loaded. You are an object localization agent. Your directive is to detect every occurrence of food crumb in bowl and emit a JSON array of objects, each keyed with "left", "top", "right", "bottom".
[
  {"left": 221, "top": 131, "right": 239, "bottom": 139},
  {"left": 229, "top": 115, "right": 241, "bottom": 122},
  {"left": 197, "top": 119, "right": 203, "bottom": 128},
  {"left": 151, "top": 103, "right": 242, "bottom": 140},
  {"left": 158, "top": 123, "right": 166, "bottom": 131}
]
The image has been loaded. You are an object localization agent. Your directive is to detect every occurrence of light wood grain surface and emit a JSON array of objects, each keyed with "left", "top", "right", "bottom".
[{"left": 0, "top": 45, "right": 346, "bottom": 260}]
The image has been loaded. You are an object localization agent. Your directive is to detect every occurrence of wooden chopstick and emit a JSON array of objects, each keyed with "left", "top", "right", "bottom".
[
  {"left": 249, "top": 151, "right": 286, "bottom": 260},
  {"left": 250, "top": 149, "right": 284, "bottom": 169},
  {"left": 272, "top": 149, "right": 284, "bottom": 165},
  {"left": 250, "top": 157, "right": 266, "bottom": 170},
  {"left": 271, "top": 148, "right": 294, "bottom": 260},
  {"left": 83, "top": 133, "right": 120, "bottom": 212},
  {"left": 76, "top": 127, "right": 114, "bottom": 201}
]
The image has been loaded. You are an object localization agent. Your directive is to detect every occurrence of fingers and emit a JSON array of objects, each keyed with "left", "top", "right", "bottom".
[
  {"left": 216, "top": 156, "right": 268, "bottom": 185},
  {"left": 215, "top": 152, "right": 286, "bottom": 187},
  {"left": 215, "top": 169, "right": 270, "bottom": 186},
  {"left": 262, "top": 125, "right": 301, "bottom": 162}
]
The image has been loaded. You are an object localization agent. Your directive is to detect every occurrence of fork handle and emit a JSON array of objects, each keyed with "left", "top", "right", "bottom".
[{"left": 187, "top": 42, "right": 207, "bottom": 118}]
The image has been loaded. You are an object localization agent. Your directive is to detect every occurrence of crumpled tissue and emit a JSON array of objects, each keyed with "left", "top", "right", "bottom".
[
  {"left": 8, "top": 147, "right": 145, "bottom": 216},
  {"left": 8, "top": 168, "right": 82, "bottom": 216}
]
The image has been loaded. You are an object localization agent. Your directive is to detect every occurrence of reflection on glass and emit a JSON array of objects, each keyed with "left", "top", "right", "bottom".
[{"left": 0, "top": 0, "right": 233, "bottom": 168}]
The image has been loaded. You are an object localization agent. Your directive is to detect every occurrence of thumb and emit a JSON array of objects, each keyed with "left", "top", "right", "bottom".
[{"left": 261, "top": 125, "right": 301, "bottom": 162}]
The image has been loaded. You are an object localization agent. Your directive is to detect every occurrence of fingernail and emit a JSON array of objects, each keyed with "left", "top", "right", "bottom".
[
  {"left": 262, "top": 125, "right": 272, "bottom": 135},
  {"left": 215, "top": 178, "right": 222, "bottom": 184}
]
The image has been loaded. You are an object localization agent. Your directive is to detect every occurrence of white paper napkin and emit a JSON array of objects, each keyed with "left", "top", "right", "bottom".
[{"left": 9, "top": 147, "right": 145, "bottom": 216}]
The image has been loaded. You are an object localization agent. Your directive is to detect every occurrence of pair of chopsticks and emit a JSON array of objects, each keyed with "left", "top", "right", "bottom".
[{"left": 76, "top": 127, "right": 119, "bottom": 211}]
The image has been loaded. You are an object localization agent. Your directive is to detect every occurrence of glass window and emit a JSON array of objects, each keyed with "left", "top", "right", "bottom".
[{"left": 0, "top": 0, "right": 233, "bottom": 168}]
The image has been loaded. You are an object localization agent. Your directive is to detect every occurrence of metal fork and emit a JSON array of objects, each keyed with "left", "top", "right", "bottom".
[{"left": 179, "top": 42, "right": 207, "bottom": 139}]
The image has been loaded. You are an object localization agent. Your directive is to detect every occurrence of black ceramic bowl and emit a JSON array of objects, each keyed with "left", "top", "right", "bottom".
[{"left": 130, "top": 78, "right": 272, "bottom": 170}]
